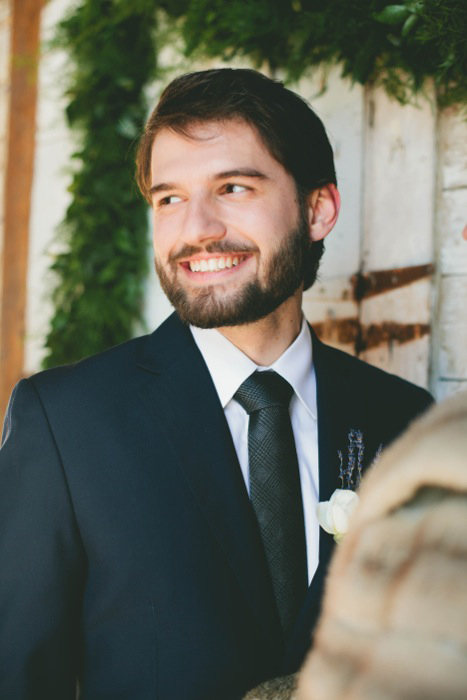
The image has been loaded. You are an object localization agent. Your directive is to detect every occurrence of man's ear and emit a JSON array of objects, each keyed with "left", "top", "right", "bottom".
[{"left": 307, "top": 184, "right": 340, "bottom": 242}]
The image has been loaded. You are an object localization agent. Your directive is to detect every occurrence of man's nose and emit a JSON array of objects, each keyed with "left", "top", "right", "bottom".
[{"left": 180, "top": 195, "right": 227, "bottom": 245}]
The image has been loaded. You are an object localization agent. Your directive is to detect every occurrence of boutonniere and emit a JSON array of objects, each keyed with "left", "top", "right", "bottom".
[{"left": 317, "top": 430, "right": 382, "bottom": 543}]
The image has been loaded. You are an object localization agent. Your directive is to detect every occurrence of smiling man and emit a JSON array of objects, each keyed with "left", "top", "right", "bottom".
[
  {"left": 147, "top": 119, "right": 335, "bottom": 341},
  {"left": 0, "top": 69, "right": 432, "bottom": 700}
]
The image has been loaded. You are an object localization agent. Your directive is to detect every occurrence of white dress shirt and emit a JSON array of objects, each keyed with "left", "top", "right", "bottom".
[{"left": 191, "top": 319, "right": 320, "bottom": 584}]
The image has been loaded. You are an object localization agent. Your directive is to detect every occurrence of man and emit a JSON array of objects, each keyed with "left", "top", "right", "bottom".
[{"left": 0, "top": 69, "right": 432, "bottom": 699}]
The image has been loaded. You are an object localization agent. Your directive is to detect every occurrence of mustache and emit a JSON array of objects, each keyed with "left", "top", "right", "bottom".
[{"left": 168, "top": 241, "right": 259, "bottom": 264}]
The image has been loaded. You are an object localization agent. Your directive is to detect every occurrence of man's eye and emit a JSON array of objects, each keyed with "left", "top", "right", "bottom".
[
  {"left": 157, "top": 194, "right": 182, "bottom": 206},
  {"left": 223, "top": 183, "right": 248, "bottom": 194}
]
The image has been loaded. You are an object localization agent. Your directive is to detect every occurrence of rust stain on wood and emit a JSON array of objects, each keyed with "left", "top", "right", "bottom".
[
  {"left": 314, "top": 318, "right": 430, "bottom": 353},
  {"left": 358, "top": 322, "right": 430, "bottom": 352},
  {"left": 352, "top": 264, "right": 434, "bottom": 301},
  {"left": 312, "top": 318, "right": 360, "bottom": 346},
  {"left": 0, "top": 0, "right": 43, "bottom": 418}
]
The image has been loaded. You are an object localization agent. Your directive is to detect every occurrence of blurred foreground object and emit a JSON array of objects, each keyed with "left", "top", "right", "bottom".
[
  {"left": 297, "top": 390, "right": 467, "bottom": 700},
  {"left": 243, "top": 673, "right": 297, "bottom": 700}
]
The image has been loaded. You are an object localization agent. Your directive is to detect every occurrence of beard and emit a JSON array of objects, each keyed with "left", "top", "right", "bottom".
[{"left": 154, "top": 202, "right": 319, "bottom": 328}]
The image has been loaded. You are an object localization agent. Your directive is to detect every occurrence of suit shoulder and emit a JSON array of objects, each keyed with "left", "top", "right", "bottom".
[
  {"left": 28, "top": 334, "right": 151, "bottom": 395},
  {"left": 29, "top": 313, "right": 188, "bottom": 393},
  {"left": 318, "top": 340, "right": 433, "bottom": 409}
]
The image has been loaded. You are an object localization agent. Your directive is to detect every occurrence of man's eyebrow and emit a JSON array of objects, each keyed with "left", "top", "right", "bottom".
[
  {"left": 149, "top": 182, "right": 177, "bottom": 196},
  {"left": 214, "top": 168, "right": 268, "bottom": 181},
  {"left": 149, "top": 169, "right": 268, "bottom": 196}
]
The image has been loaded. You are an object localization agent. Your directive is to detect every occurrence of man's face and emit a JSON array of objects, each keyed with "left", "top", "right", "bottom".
[{"left": 150, "top": 119, "right": 312, "bottom": 328}]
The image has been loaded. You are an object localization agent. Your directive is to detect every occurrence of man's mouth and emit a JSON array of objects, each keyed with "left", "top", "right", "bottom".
[{"left": 184, "top": 255, "right": 248, "bottom": 273}]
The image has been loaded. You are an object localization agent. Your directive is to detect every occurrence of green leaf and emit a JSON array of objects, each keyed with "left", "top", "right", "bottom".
[
  {"left": 401, "top": 13, "right": 419, "bottom": 37},
  {"left": 373, "top": 6, "right": 411, "bottom": 25}
]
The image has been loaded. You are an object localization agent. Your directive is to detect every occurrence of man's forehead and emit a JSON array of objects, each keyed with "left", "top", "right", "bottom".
[
  {"left": 151, "top": 117, "right": 258, "bottom": 148},
  {"left": 149, "top": 118, "right": 280, "bottom": 178}
]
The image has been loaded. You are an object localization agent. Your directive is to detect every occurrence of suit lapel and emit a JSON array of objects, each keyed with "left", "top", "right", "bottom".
[
  {"left": 313, "top": 328, "right": 365, "bottom": 584},
  {"left": 284, "top": 328, "right": 370, "bottom": 670},
  {"left": 135, "top": 314, "right": 282, "bottom": 649}
]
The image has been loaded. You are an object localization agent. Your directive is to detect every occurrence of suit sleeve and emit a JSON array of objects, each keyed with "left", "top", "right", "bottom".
[{"left": 0, "top": 379, "right": 85, "bottom": 699}]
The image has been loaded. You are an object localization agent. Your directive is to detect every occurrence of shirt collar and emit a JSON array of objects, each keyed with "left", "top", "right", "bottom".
[{"left": 190, "top": 317, "right": 317, "bottom": 420}]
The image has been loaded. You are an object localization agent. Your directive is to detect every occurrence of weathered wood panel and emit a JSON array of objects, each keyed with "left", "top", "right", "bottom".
[
  {"left": 359, "top": 278, "right": 432, "bottom": 387},
  {"left": 436, "top": 380, "right": 467, "bottom": 401},
  {"left": 358, "top": 87, "right": 435, "bottom": 388},
  {"left": 438, "top": 275, "right": 467, "bottom": 380},
  {"left": 302, "top": 275, "right": 358, "bottom": 355},
  {"left": 363, "top": 336, "right": 430, "bottom": 388},
  {"left": 439, "top": 188, "right": 467, "bottom": 276},
  {"left": 362, "top": 87, "right": 435, "bottom": 270},
  {"left": 360, "top": 279, "right": 432, "bottom": 325},
  {"left": 430, "top": 106, "right": 467, "bottom": 400},
  {"left": 439, "top": 106, "right": 467, "bottom": 190}
]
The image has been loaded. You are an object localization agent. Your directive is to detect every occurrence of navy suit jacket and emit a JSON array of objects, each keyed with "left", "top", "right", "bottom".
[{"left": 0, "top": 312, "right": 432, "bottom": 699}]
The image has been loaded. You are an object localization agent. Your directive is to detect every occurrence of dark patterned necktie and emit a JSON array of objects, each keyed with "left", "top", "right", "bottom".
[{"left": 234, "top": 370, "right": 308, "bottom": 636}]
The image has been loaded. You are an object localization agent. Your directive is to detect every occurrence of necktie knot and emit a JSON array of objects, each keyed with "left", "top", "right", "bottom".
[{"left": 234, "top": 371, "right": 294, "bottom": 415}]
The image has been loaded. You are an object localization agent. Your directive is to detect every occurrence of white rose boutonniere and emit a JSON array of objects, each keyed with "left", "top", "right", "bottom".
[
  {"left": 317, "top": 430, "right": 382, "bottom": 543},
  {"left": 317, "top": 488, "right": 359, "bottom": 543}
]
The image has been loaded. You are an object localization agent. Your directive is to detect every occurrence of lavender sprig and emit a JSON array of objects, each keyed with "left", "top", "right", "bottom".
[
  {"left": 338, "top": 430, "right": 380, "bottom": 491},
  {"left": 346, "top": 430, "right": 356, "bottom": 489},
  {"left": 355, "top": 430, "right": 364, "bottom": 488},
  {"left": 338, "top": 450, "right": 344, "bottom": 488}
]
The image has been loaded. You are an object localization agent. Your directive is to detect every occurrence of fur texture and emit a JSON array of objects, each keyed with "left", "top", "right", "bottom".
[
  {"left": 297, "top": 390, "right": 467, "bottom": 700},
  {"left": 243, "top": 674, "right": 297, "bottom": 700}
]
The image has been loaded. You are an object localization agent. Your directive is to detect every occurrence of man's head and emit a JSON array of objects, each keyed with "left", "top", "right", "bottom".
[{"left": 136, "top": 68, "right": 339, "bottom": 327}]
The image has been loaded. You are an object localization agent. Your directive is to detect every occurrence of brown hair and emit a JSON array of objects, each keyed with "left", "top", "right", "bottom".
[{"left": 136, "top": 68, "right": 337, "bottom": 290}]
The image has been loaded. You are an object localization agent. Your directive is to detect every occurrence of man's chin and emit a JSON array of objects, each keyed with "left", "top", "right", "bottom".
[
  {"left": 167, "top": 287, "right": 298, "bottom": 329},
  {"left": 163, "top": 287, "right": 249, "bottom": 328},
  {"left": 186, "top": 314, "right": 263, "bottom": 330},
  {"left": 170, "top": 302, "right": 257, "bottom": 329}
]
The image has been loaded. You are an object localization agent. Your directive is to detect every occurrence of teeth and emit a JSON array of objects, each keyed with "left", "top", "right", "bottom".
[{"left": 188, "top": 256, "right": 244, "bottom": 272}]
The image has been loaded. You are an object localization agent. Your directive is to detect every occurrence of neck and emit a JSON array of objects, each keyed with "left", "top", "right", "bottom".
[{"left": 216, "top": 292, "right": 303, "bottom": 366}]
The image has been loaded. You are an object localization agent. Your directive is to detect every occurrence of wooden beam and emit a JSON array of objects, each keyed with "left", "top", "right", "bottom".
[{"left": 0, "top": 0, "right": 43, "bottom": 418}]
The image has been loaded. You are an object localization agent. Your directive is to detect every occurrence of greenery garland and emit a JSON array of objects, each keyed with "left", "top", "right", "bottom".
[
  {"left": 43, "top": 0, "right": 158, "bottom": 367},
  {"left": 177, "top": 0, "right": 467, "bottom": 105},
  {"left": 44, "top": 0, "right": 466, "bottom": 367}
]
